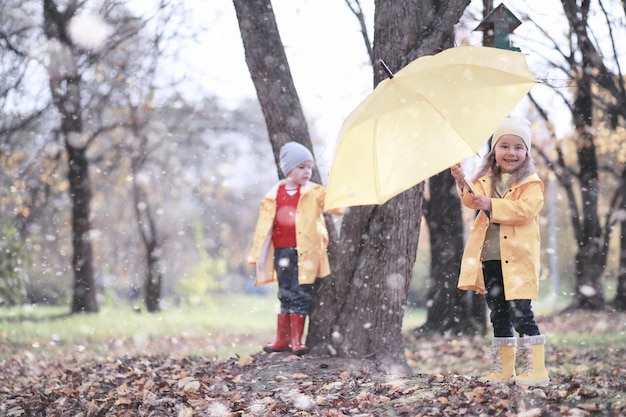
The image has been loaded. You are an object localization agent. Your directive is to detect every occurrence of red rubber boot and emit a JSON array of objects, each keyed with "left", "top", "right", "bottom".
[
  {"left": 263, "top": 314, "right": 291, "bottom": 352},
  {"left": 290, "top": 314, "right": 310, "bottom": 356}
]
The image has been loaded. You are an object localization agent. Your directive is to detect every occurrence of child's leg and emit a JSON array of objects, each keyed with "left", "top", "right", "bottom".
[
  {"left": 483, "top": 261, "right": 514, "bottom": 337},
  {"left": 290, "top": 283, "right": 313, "bottom": 316},
  {"left": 287, "top": 253, "right": 313, "bottom": 355},
  {"left": 480, "top": 261, "right": 516, "bottom": 382},
  {"left": 275, "top": 247, "right": 298, "bottom": 313},
  {"left": 263, "top": 247, "right": 298, "bottom": 353},
  {"left": 509, "top": 299, "right": 540, "bottom": 337},
  {"left": 510, "top": 299, "right": 549, "bottom": 386}
]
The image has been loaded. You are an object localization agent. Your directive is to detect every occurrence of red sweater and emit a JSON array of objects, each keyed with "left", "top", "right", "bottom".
[{"left": 272, "top": 184, "right": 300, "bottom": 248}]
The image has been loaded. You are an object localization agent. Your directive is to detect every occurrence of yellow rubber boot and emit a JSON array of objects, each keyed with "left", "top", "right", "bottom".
[
  {"left": 481, "top": 337, "right": 517, "bottom": 383},
  {"left": 515, "top": 335, "right": 549, "bottom": 386}
]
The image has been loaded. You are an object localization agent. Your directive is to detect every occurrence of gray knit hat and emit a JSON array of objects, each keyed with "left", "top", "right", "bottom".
[
  {"left": 279, "top": 142, "right": 314, "bottom": 176},
  {"left": 491, "top": 117, "right": 532, "bottom": 152}
]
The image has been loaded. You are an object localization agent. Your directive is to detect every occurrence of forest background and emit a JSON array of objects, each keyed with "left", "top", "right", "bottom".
[{"left": 1, "top": 0, "right": 625, "bottom": 353}]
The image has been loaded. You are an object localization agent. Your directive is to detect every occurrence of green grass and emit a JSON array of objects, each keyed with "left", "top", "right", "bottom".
[
  {"left": 0, "top": 294, "right": 429, "bottom": 362},
  {"left": 548, "top": 327, "right": 625, "bottom": 350},
  {"left": 1, "top": 295, "right": 621, "bottom": 366},
  {"left": 401, "top": 308, "right": 427, "bottom": 331},
  {"left": 0, "top": 294, "right": 281, "bottom": 361}
]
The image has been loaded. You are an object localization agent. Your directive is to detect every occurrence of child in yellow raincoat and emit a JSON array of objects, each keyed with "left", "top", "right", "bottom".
[
  {"left": 249, "top": 142, "right": 332, "bottom": 356},
  {"left": 450, "top": 117, "right": 549, "bottom": 386}
]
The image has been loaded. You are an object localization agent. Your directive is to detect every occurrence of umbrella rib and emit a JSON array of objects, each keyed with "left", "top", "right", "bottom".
[{"left": 379, "top": 59, "right": 395, "bottom": 78}]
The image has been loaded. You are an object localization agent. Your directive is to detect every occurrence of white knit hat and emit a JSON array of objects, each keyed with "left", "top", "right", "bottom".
[
  {"left": 279, "top": 142, "right": 314, "bottom": 176},
  {"left": 491, "top": 117, "right": 532, "bottom": 152}
]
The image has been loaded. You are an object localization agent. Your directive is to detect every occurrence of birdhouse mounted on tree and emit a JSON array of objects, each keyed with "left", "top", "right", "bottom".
[{"left": 475, "top": 3, "right": 522, "bottom": 51}]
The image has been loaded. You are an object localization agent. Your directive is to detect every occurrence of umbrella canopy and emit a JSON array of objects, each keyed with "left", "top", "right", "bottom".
[{"left": 324, "top": 46, "right": 536, "bottom": 210}]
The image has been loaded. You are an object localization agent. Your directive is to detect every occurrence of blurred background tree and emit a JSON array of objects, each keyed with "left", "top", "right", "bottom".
[{"left": 0, "top": 0, "right": 273, "bottom": 312}]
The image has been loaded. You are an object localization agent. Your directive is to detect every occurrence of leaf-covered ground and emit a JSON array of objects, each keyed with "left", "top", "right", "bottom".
[{"left": 1, "top": 310, "right": 625, "bottom": 416}]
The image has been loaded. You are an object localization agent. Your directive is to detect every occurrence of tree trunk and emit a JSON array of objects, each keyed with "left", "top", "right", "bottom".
[
  {"left": 43, "top": 0, "right": 98, "bottom": 313},
  {"left": 145, "top": 249, "right": 163, "bottom": 313},
  {"left": 232, "top": 0, "right": 319, "bottom": 183},
  {"left": 128, "top": 105, "right": 165, "bottom": 313},
  {"left": 569, "top": 93, "right": 605, "bottom": 309},
  {"left": 234, "top": 0, "right": 470, "bottom": 372},
  {"left": 233, "top": 0, "right": 340, "bottom": 339},
  {"left": 67, "top": 135, "right": 99, "bottom": 313},
  {"left": 421, "top": 171, "right": 487, "bottom": 335},
  {"left": 327, "top": 192, "right": 423, "bottom": 371},
  {"left": 568, "top": 88, "right": 605, "bottom": 311},
  {"left": 615, "top": 218, "right": 626, "bottom": 311},
  {"left": 313, "top": 1, "right": 428, "bottom": 373},
  {"left": 313, "top": 0, "right": 468, "bottom": 372},
  {"left": 563, "top": 0, "right": 606, "bottom": 310},
  {"left": 613, "top": 167, "right": 626, "bottom": 311},
  {"left": 131, "top": 171, "right": 163, "bottom": 313}
]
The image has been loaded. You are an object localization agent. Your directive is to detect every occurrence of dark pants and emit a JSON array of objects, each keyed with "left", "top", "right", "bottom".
[
  {"left": 483, "top": 260, "right": 540, "bottom": 338},
  {"left": 274, "top": 247, "right": 313, "bottom": 315}
]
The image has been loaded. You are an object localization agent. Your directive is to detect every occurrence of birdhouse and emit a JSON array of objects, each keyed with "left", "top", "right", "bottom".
[{"left": 474, "top": 3, "right": 522, "bottom": 51}]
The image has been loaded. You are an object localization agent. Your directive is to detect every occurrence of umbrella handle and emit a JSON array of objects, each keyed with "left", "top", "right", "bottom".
[
  {"left": 379, "top": 59, "right": 394, "bottom": 79},
  {"left": 463, "top": 178, "right": 476, "bottom": 195}
]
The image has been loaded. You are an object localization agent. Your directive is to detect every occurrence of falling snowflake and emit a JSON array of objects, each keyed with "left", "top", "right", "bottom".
[
  {"left": 68, "top": 13, "right": 112, "bottom": 50},
  {"left": 292, "top": 393, "right": 315, "bottom": 410},
  {"left": 579, "top": 284, "right": 597, "bottom": 297}
]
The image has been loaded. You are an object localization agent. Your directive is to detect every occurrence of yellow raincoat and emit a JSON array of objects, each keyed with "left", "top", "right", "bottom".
[
  {"left": 457, "top": 173, "right": 544, "bottom": 300},
  {"left": 249, "top": 180, "right": 332, "bottom": 286}
]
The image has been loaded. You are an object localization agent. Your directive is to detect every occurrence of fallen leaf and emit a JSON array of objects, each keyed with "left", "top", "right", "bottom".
[
  {"left": 516, "top": 408, "right": 542, "bottom": 417},
  {"left": 178, "top": 407, "right": 193, "bottom": 417},
  {"left": 237, "top": 355, "right": 254, "bottom": 367}
]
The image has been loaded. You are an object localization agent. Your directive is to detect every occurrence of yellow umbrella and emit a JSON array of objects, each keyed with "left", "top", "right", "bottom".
[{"left": 324, "top": 46, "right": 536, "bottom": 210}]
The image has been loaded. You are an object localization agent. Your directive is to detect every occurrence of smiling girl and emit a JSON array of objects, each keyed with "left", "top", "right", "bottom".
[{"left": 450, "top": 117, "right": 549, "bottom": 386}]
